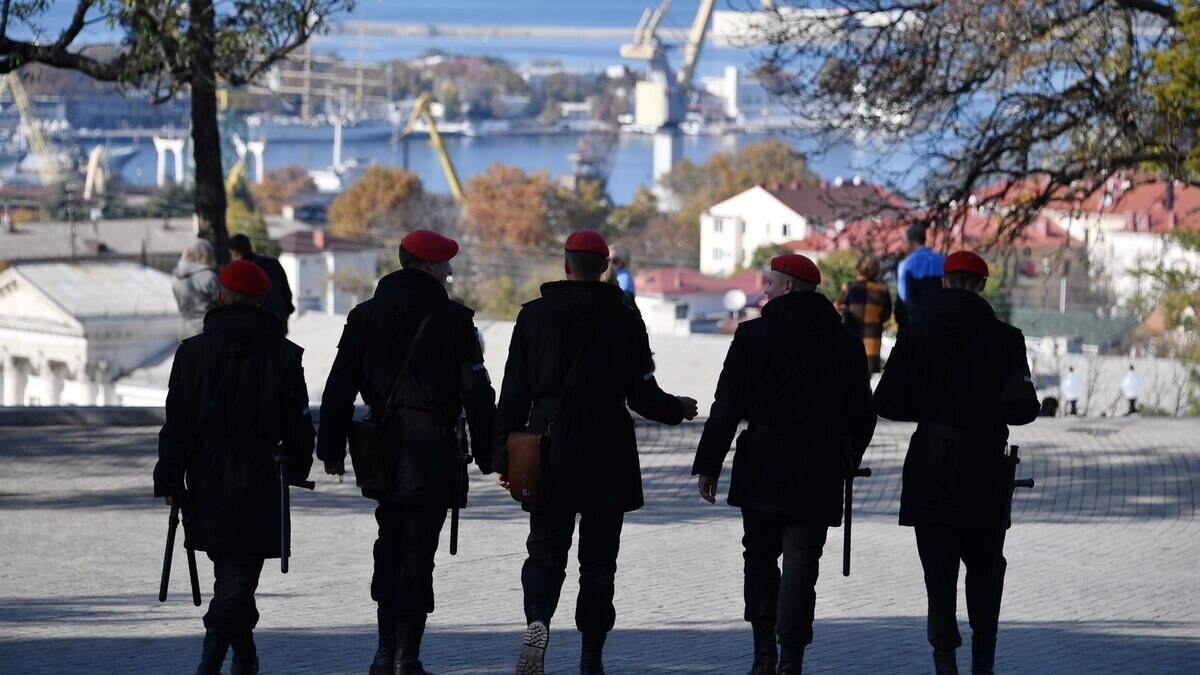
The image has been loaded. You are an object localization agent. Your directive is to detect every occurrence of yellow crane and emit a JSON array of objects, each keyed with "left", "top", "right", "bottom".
[
  {"left": 0, "top": 72, "right": 67, "bottom": 185},
  {"left": 388, "top": 93, "right": 466, "bottom": 205},
  {"left": 621, "top": 0, "right": 717, "bottom": 129}
]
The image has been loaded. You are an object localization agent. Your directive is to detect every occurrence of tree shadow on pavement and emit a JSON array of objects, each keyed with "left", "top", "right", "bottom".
[{"left": 1, "top": 617, "right": 1197, "bottom": 674}]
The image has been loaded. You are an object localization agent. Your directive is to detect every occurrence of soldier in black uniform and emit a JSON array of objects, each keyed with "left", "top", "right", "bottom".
[
  {"left": 154, "top": 259, "right": 315, "bottom": 675},
  {"left": 692, "top": 254, "right": 876, "bottom": 675},
  {"left": 229, "top": 233, "right": 295, "bottom": 333},
  {"left": 874, "top": 251, "right": 1040, "bottom": 675},
  {"left": 494, "top": 229, "right": 698, "bottom": 675},
  {"left": 317, "top": 230, "right": 495, "bottom": 675}
]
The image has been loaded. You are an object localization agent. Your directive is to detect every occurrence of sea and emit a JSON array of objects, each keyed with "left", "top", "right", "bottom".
[{"left": 27, "top": 1, "right": 924, "bottom": 203}]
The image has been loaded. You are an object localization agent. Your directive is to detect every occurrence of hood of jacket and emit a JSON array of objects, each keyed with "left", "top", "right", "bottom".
[
  {"left": 923, "top": 287, "right": 996, "bottom": 333},
  {"left": 173, "top": 260, "right": 214, "bottom": 279},
  {"left": 761, "top": 290, "right": 842, "bottom": 337},
  {"left": 537, "top": 280, "right": 625, "bottom": 329},
  {"left": 372, "top": 268, "right": 450, "bottom": 316},
  {"left": 201, "top": 304, "right": 285, "bottom": 356}
]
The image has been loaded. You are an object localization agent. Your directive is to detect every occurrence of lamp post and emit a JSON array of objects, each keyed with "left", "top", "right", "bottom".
[
  {"left": 1061, "top": 366, "right": 1082, "bottom": 416},
  {"left": 1120, "top": 364, "right": 1142, "bottom": 416}
]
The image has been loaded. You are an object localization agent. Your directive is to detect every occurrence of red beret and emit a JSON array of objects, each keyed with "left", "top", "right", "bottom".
[
  {"left": 770, "top": 254, "right": 821, "bottom": 285},
  {"left": 564, "top": 229, "right": 609, "bottom": 257},
  {"left": 219, "top": 259, "right": 272, "bottom": 297},
  {"left": 401, "top": 229, "right": 459, "bottom": 263},
  {"left": 944, "top": 251, "right": 989, "bottom": 277}
]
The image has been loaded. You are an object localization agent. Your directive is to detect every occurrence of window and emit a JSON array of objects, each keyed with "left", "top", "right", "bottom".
[
  {"left": 782, "top": 223, "right": 791, "bottom": 237},
  {"left": 713, "top": 248, "right": 725, "bottom": 261},
  {"left": 713, "top": 218, "right": 724, "bottom": 233},
  {"left": 740, "top": 220, "right": 746, "bottom": 233},
  {"left": 675, "top": 303, "right": 689, "bottom": 319}
]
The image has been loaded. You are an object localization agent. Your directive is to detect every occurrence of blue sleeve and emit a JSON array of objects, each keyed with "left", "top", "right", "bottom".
[
  {"left": 897, "top": 257, "right": 910, "bottom": 301},
  {"left": 617, "top": 269, "right": 635, "bottom": 294}
]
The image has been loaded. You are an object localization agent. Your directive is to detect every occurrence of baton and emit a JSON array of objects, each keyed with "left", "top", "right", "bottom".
[
  {"left": 843, "top": 466, "right": 872, "bottom": 577},
  {"left": 450, "top": 415, "right": 471, "bottom": 556},
  {"left": 186, "top": 544, "right": 201, "bottom": 606},
  {"left": 158, "top": 503, "right": 179, "bottom": 602},
  {"left": 278, "top": 456, "right": 316, "bottom": 574}
]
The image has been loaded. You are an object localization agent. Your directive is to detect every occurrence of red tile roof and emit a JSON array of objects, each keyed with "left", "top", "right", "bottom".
[
  {"left": 764, "top": 182, "right": 914, "bottom": 225},
  {"left": 278, "top": 229, "right": 378, "bottom": 255},
  {"left": 636, "top": 267, "right": 768, "bottom": 297}
]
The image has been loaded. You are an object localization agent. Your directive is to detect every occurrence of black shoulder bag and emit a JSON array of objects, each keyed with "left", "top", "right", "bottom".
[{"left": 347, "top": 313, "right": 432, "bottom": 493}]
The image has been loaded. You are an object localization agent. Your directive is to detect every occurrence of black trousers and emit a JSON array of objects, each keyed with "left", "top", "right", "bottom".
[
  {"left": 914, "top": 524, "right": 1007, "bottom": 651},
  {"left": 372, "top": 503, "right": 449, "bottom": 620},
  {"left": 741, "top": 509, "right": 829, "bottom": 648},
  {"left": 203, "top": 553, "right": 265, "bottom": 642},
  {"left": 521, "top": 510, "right": 624, "bottom": 634}
]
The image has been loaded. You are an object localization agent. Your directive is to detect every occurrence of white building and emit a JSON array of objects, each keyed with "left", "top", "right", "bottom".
[
  {"left": 0, "top": 262, "right": 178, "bottom": 407},
  {"left": 635, "top": 267, "right": 767, "bottom": 335},
  {"left": 278, "top": 229, "right": 381, "bottom": 316},
  {"left": 700, "top": 180, "right": 910, "bottom": 276},
  {"left": 1033, "top": 179, "right": 1200, "bottom": 303}
]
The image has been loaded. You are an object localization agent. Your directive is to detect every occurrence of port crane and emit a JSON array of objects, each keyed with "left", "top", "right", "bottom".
[
  {"left": 620, "top": 0, "right": 717, "bottom": 129},
  {"left": 0, "top": 73, "right": 67, "bottom": 185},
  {"left": 388, "top": 93, "right": 466, "bottom": 206}
]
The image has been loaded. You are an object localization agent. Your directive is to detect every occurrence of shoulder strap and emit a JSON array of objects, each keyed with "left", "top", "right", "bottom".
[{"left": 380, "top": 311, "right": 433, "bottom": 414}]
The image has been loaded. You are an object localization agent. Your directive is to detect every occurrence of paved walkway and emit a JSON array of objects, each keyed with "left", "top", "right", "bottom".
[{"left": 0, "top": 418, "right": 1197, "bottom": 674}]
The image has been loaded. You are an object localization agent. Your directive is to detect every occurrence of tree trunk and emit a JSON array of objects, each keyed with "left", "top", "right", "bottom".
[{"left": 188, "top": 0, "right": 229, "bottom": 264}]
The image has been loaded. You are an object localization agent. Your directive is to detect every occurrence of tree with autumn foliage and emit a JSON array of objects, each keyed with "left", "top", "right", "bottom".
[
  {"left": 328, "top": 165, "right": 424, "bottom": 238},
  {"left": 465, "top": 163, "right": 552, "bottom": 246},
  {"left": 251, "top": 165, "right": 317, "bottom": 215},
  {"left": 660, "top": 139, "right": 818, "bottom": 232}
]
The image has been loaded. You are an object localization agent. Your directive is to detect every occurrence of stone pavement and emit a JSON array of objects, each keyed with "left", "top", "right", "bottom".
[{"left": 0, "top": 418, "right": 1197, "bottom": 674}]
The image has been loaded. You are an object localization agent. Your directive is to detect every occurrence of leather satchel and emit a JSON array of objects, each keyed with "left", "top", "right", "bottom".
[
  {"left": 347, "top": 313, "right": 432, "bottom": 493},
  {"left": 505, "top": 325, "right": 597, "bottom": 506}
]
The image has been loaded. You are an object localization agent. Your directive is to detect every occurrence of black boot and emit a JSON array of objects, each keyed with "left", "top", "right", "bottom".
[
  {"left": 580, "top": 632, "right": 606, "bottom": 675},
  {"left": 515, "top": 621, "right": 549, "bottom": 675},
  {"left": 746, "top": 624, "right": 776, "bottom": 675},
  {"left": 229, "top": 634, "right": 258, "bottom": 675},
  {"left": 371, "top": 605, "right": 398, "bottom": 675},
  {"left": 777, "top": 644, "right": 804, "bottom": 675},
  {"left": 971, "top": 634, "right": 996, "bottom": 675},
  {"left": 395, "top": 617, "right": 432, "bottom": 675},
  {"left": 934, "top": 649, "right": 959, "bottom": 675},
  {"left": 195, "top": 629, "right": 230, "bottom": 675}
]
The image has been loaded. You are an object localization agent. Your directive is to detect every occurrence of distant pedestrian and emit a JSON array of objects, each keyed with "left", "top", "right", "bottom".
[
  {"left": 896, "top": 225, "right": 945, "bottom": 330},
  {"left": 834, "top": 253, "right": 893, "bottom": 373},
  {"left": 494, "top": 229, "right": 697, "bottom": 675},
  {"left": 874, "top": 251, "right": 1040, "bottom": 675},
  {"left": 607, "top": 243, "right": 637, "bottom": 308},
  {"left": 229, "top": 234, "right": 295, "bottom": 333},
  {"left": 171, "top": 239, "right": 219, "bottom": 339},
  {"left": 154, "top": 259, "right": 315, "bottom": 675},
  {"left": 693, "top": 254, "right": 876, "bottom": 675}
]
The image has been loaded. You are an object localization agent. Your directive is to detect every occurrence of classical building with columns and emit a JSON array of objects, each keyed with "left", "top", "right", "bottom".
[{"left": 0, "top": 262, "right": 179, "bottom": 407}]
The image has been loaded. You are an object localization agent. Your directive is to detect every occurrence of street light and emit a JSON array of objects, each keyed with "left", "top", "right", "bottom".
[
  {"left": 1061, "top": 366, "right": 1082, "bottom": 416},
  {"left": 1120, "top": 364, "right": 1142, "bottom": 416}
]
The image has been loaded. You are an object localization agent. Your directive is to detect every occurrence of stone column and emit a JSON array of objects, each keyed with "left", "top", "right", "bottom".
[
  {"left": 2, "top": 353, "right": 26, "bottom": 406},
  {"left": 247, "top": 140, "right": 267, "bottom": 183}
]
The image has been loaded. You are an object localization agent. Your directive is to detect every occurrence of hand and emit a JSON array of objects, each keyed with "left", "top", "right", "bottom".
[
  {"left": 495, "top": 473, "right": 511, "bottom": 490},
  {"left": 677, "top": 396, "right": 699, "bottom": 420},
  {"left": 164, "top": 495, "right": 174, "bottom": 507},
  {"left": 323, "top": 459, "right": 345, "bottom": 476},
  {"left": 698, "top": 475, "right": 718, "bottom": 504}
]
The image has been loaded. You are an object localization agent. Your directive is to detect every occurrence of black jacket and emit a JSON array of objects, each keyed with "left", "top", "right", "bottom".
[
  {"left": 154, "top": 304, "right": 314, "bottom": 557},
  {"left": 245, "top": 253, "right": 295, "bottom": 331},
  {"left": 693, "top": 291, "right": 876, "bottom": 525},
  {"left": 317, "top": 269, "right": 495, "bottom": 506},
  {"left": 495, "top": 281, "right": 686, "bottom": 513},
  {"left": 874, "top": 288, "right": 1040, "bottom": 528}
]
